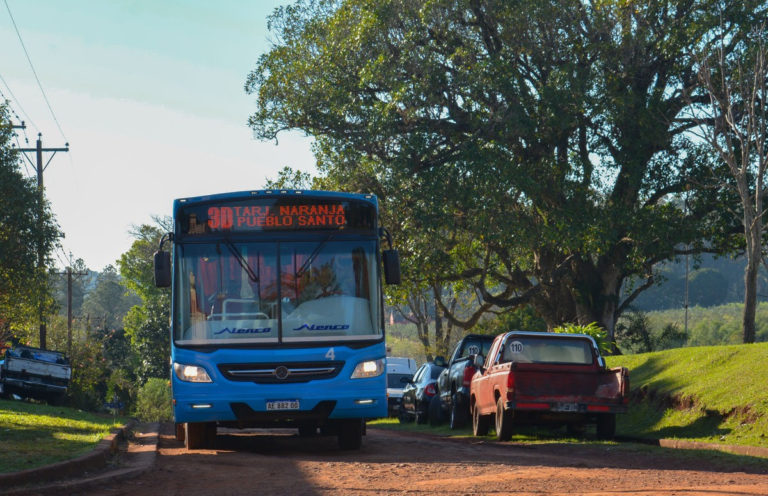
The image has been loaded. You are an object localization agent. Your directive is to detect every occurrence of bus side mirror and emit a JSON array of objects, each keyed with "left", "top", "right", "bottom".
[
  {"left": 382, "top": 249, "right": 401, "bottom": 285},
  {"left": 154, "top": 251, "right": 171, "bottom": 288}
]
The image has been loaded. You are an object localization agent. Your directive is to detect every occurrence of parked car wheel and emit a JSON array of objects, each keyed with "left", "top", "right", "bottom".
[
  {"left": 449, "top": 393, "right": 468, "bottom": 429},
  {"left": 596, "top": 413, "right": 616, "bottom": 440},
  {"left": 472, "top": 404, "right": 490, "bottom": 436},
  {"left": 495, "top": 397, "right": 513, "bottom": 441},
  {"left": 416, "top": 403, "right": 429, "bottom": 424},
  {"left": 428, "top": 395, "right": 444, "bottom": 426},
  {"left": 398, "top": 405, "right": 413, "bottom": 424}
]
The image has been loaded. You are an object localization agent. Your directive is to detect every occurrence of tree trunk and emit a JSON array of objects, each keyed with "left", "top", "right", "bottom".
[{"left": 743, "top": 220, "right": 760, "bottom": 344}]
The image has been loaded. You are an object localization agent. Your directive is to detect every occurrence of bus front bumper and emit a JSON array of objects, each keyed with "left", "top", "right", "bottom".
[{"left": 173, "top": 386, "right": 386, "bottom": 424}]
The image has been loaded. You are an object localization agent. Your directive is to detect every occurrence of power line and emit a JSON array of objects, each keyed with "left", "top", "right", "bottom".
[
  {"left": 3, "top": 0, "right": 67, "bottom": 142},
  {"left": 0, "top": 71, "right": 39, "bottom": 133}
]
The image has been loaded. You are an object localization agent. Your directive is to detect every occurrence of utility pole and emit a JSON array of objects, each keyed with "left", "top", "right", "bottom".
[
  {"left": 17, "top": 132, "right": 69, "bottom": 349},
  {"left": 60, "top": 264, "right": 87, "bottom": 356}
]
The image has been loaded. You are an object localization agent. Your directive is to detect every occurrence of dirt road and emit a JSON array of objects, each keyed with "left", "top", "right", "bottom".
[{"left": 74, "top": 424, "right": 768, "bottom": 496}]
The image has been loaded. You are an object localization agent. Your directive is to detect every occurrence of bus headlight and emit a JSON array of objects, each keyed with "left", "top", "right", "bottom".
[
  {"left": 173, "top": 363, "right": 212, "bottom": 383},
  {"left": 350, "top": 358, "right": 385, "bottom": 379}
]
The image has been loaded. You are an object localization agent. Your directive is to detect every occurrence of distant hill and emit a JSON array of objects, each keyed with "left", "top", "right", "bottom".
[{"left": 629, "top": 254, "right": 767, "bottom": 312}]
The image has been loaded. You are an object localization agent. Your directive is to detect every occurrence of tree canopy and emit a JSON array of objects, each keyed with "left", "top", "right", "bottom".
[
  {"left": 0, "top": 103, "right": 61, "bottom": 340},
  {"left": 247, "top": 0, "right": 767, "bottom": 340},
  {"left": 118, "top": 222, "right": 171, "bottom": 382}
]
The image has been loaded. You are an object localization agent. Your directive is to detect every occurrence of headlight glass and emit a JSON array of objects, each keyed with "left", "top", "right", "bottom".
[
  {"left": 173, "top": 362, "right": 212, "bottom": 383},
  {"left": 350, "top": 358, "right": 385, "bottom": 379}
]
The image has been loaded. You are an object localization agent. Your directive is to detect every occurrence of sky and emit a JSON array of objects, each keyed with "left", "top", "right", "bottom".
[{"left": 1, "top": 0, "right": 316, "bottom": 271}]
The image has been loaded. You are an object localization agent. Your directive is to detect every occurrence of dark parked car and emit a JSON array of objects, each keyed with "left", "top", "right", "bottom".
[
  {"left": 398, "top": 361, "right": 446, "bottom": 424},
  {"left": 435, "top": 334, "right": 496, "bottom": 428}
]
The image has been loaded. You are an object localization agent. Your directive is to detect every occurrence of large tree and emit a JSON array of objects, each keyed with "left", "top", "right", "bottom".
[
  {"left": 247, "top": 0, "right": 763, "bottom": 341},
  {"left": 0, "top": 104, "right": 60, "bottom": 343},
  {"left": 118, "top": 222, "right": 171, "bottom": 383},
  {"left": 688, "top": 20, "right": 768, "bottom": 343}
]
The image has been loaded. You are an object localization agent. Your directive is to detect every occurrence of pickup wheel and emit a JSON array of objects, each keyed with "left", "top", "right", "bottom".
[
  {"left": 596, "top": 413, "right": 616, "bottom": 440},
  {"left": 428, "top": 395, "right": 444, "bottom": 426},
  {"left": 472, "top": 404, "right": 490, "bottom": 436},
  {"left": 449, "top": 393, "right": 468, "bottom": 429},
  {"left": 495, "top": 397, "right": 514, "bottom": 441}
]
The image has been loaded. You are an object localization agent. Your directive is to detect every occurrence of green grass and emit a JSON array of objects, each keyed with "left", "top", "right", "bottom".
[
  {"left": 0, "top": 399, "right": 128, "bottom": 473},
  {"left": 606, "top": 342, "right": 768, "bottom": 447}
]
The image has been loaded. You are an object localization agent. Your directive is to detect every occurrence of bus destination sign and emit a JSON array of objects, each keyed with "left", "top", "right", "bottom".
[{"left": 182, "top": 202, "right": 351, "bottom": 235}]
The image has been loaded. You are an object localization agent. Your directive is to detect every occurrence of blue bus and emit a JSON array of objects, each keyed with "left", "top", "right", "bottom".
[{"left": 153, "top": 190, "right": 400, "bottom": 450}]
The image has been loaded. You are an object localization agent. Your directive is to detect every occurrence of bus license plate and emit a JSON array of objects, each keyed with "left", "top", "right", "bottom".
[
  {"left": 266, "top": 400, "right": 300, "bottom": 411},
  {"left": 553, "top": 402, "right": 579, "bottom": 412}
]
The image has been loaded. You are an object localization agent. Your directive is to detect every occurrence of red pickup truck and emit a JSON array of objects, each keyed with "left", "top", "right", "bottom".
[{"left": 470, "top": 331, "right": 629, "bottom": 441}]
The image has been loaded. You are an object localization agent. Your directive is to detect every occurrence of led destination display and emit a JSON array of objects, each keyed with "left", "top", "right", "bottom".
[{"left": 179, "top": 198, "right": 375, "bottom": 235}]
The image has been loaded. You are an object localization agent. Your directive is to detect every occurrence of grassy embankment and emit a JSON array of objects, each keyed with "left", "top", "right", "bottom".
[
  {"left": 607, "top": 342, "right": 768, "bottom": 447},
  {"left": 374, "top": 342, "right": 768, "bottom": 450},
  {"left": 0, "top": 399, "right": 128, "bottom": 473}
]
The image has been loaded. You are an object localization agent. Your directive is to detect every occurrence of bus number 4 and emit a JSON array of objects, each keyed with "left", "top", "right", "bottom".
[{"left": 325, "top": 348, "right": 335, "bottom": 361}]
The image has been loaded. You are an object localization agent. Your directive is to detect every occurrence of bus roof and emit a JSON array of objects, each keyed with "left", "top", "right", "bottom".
[{"left": 173, "top": 190, "right": 378, "bottom": 210}]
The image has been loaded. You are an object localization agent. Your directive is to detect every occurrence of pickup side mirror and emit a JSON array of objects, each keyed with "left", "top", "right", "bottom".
[
  {"left": 382, "top": 249, "right": 401, "bottom": 285},
  {"left": 597, "top": 356, "right": 606, "bottom": 369},
  {"left": 154, "top": 251, "right": 171, "bottom": 288},
  {"left": 473, "top": 353, "right": 485, "bottom": 371}
]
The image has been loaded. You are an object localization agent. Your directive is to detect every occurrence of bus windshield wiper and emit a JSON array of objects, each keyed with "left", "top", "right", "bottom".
[
  {"left": 296, "top": 233, "right": 336, "bottom": 279},
  {"left": 223, "top": 239, "right": 259, "bottom": 283}
]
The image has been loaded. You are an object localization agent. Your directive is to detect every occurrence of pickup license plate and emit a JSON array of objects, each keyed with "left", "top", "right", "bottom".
[
  {"left": 266, "top": 400, "right": 300, "bottom": 411},
  {"left": 553, "top": 402, "right": 579, "bottom": 412}
]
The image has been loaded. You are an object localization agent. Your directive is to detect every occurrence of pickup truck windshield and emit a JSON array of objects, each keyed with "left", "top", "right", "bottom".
[
  {"left": 501, "top": 336, "right": 594, "bottom": 365},
  {"left": 174, "top": 239, "right": 381, "bottom": 345}
]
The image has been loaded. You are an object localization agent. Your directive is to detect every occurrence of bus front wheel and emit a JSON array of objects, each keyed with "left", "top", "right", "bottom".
[
  {"left": 337, "top": 419, "right": 363, "bottom": 450},
  {"left": 185, "top": 422, "right": 216, "bottom": 450}
]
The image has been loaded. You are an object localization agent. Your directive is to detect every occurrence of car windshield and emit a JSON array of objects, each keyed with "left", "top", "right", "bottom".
[
  {"left": 458, "top": 338, "right": 494, "bottom": 359},
  {"left": 174, "top": 239, "right": 381, "bottom": 345},
  {"left": 387, "top": 373, "right": 412, "bottom": 388}
]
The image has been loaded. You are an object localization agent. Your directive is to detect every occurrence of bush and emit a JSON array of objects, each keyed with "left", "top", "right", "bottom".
[
  {"left": 134, "top": 378, "right": 172, "bottom": 422},
  {"left": 552, "top": 322, "right": 612, "bottom": 355}
]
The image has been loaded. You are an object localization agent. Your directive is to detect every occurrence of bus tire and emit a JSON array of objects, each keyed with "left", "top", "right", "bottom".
[
  {"left": 186, "top": 422, "right": 216, "bottom": 450},
  {"left": 337, "top": 419, "right": 363, "bottom": 450},
  {"left": 298, "top": 422, "right": 318, "bottom": 437},
  {"left": 175, "top": 423, "right": 186, "bottom": 442}
]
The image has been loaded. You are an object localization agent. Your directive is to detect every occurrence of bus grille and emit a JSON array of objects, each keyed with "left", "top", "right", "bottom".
[{"left": 218, "top": 361, "right": 344, "bottom": 383}]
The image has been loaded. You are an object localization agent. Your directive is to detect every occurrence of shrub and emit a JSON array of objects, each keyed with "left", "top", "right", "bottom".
[
  {"left": 552, "top": 322, "right": 612, "bottom": 355},
  {"left": 134, "top": 377, "right": 172, "bottom": 422}
]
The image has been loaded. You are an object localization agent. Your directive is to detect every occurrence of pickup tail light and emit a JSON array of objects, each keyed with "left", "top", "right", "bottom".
[
  {"left": 506, "top": 373, "right": 515, "bottom": 401},
  {"left": 425, "top": 383, "right": 437, "bottom": 397},
  {"left": 462, "top": 366, "right": 476, "bottom": 387}
]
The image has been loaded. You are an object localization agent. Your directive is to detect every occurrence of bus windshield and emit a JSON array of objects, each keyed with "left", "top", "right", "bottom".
[{"left": 173, "top": 239, "right": 381, "bottom": 345}]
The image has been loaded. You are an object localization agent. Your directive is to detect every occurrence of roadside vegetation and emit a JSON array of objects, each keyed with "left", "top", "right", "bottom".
[{"left": 0, "top": 399, "right": 128, "bottom": 473}]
